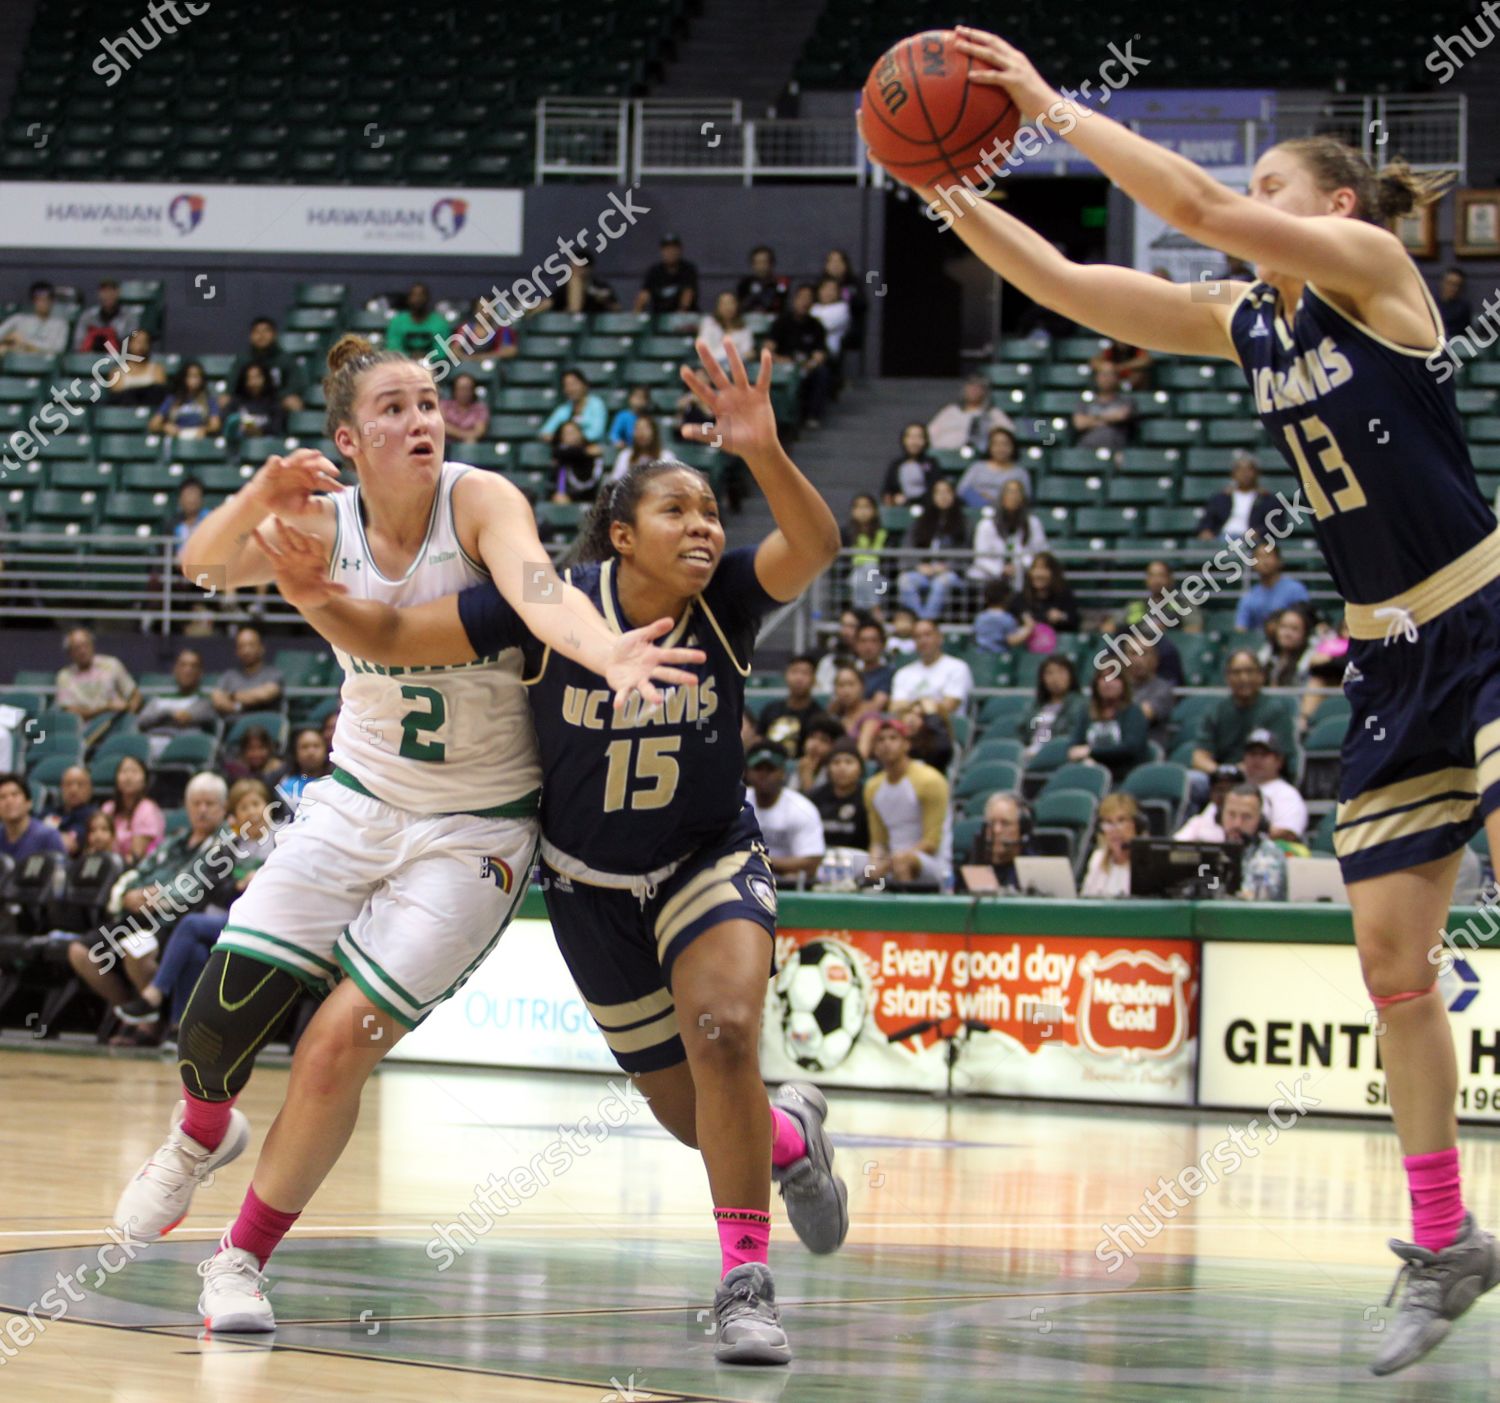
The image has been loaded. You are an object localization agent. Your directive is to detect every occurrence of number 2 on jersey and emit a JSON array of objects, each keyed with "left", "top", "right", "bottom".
[
  {"left": 1281, "top": 415, "right": 1367, "bottom": 520},
  {"left": 398, "top": 684, "right": 446, "bottom": 762},
  {"left": 603, "top": 736, "right": 681, "bottom": 812}
]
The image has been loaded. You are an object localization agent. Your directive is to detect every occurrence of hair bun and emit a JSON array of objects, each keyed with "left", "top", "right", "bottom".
[{"left": 326, "top": 333, "right": 375, "bottom": 374}]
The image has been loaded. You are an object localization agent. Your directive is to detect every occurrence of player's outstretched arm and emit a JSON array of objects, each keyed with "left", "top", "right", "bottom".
[
  {"left": 254, "top": 520, "right": 475, "bottom": 666},
  {"left": 180, "top": 448, "right": 341, "bottom": 591},
  {"left": 954, "top": 27, "right": 1412, "bottom": 305},
  {"left": 680, "top": 341, "right": 841, "bottom": 600},
  {"left": 453, "top": 469, "right": 705, "bottom": 708}
]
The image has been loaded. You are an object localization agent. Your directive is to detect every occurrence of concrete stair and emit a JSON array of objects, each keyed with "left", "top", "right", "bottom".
[
  {"left": 731, "top": 376, "right": 961, "bottom": 659},
  {"left": 654, "top": 0, "right": 821, "bottom": 113}
]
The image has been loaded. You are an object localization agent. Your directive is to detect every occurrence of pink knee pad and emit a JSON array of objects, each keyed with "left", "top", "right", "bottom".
[{"left": 1369, "top": 983, "right": 1437, "bottom": 1010}]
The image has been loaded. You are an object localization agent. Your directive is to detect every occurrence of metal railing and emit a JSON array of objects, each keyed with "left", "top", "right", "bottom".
[
  {"left": 535, "top": 99, "right": 633, "bottom": 184},
  {"left": 535, "top": 97, "right": 865, "bottom": 185},
  {"left": 1267, "top": 94, "right": 1467, "bottom": 179},
  {"left": 0, "top": 532, "right": 1338, "bottom": 647}
]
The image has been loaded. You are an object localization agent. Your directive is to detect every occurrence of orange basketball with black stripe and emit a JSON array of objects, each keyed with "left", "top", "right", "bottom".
[{"left": 860, "top": 28, "right": 1021, "bottom": 188}]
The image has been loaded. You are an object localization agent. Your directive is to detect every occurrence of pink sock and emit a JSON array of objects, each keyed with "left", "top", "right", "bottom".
[
  {"left": 222, "top": 1184, "right": 301, "bottom": 1269},
  {"left": 181, "top": 1092, "right": 235, "bottom": 1153},
  {"left": 714, "top": 1207, "right": 771, "bottom": 1276},
  {"left": 1404, "top": 1146, "right": 1465, "bottom": 1254},
  {"left": 769, "top": 1105, "right": 807, "bottom": 1169}
]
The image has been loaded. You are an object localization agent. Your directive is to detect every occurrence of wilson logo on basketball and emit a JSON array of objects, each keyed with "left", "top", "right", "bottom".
[
  {"left": 1076, "top": 951, "right": 1193, "bottom": 1061},
  {"left": 874, "top": 50, "right": 908, "bottom": 115}
]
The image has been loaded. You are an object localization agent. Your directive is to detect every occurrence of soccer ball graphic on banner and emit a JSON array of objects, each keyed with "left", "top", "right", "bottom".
[{"left": 777, "top": 939, "right": 868, "bottom": 1071}]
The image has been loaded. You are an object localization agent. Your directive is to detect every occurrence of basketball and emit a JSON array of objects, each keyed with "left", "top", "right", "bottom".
[{"left": 860, "top": 28, "right": 1022, "bottom": 188}]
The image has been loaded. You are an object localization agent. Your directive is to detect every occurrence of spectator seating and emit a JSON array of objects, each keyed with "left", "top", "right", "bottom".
[{"left": 3, "top": 0, "right": 688, "bottom": 184}]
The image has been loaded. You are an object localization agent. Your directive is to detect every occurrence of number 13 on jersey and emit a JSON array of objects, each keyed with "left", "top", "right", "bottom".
[
  {"left": 1282, "top": 415, "right": 1367, "bottom": 521},
  {"left": 603, "top": 736, "right": 682, "bottom": 811}
]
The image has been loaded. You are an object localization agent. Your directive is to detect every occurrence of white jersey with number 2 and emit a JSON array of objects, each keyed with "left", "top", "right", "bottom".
[{"left": 325, "top": 461, "right": 542, "bottom": 814}]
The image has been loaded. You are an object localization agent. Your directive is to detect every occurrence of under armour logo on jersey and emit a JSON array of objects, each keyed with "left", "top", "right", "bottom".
[
  {"left": 1249, "top": 314, "right": 1270, "bottom": 338},
  {"left": 340, "top": 557, "right": 362, "bottom": 571}
]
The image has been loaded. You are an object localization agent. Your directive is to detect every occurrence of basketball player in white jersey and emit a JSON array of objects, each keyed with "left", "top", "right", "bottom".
[{"left": 112, "top": 336, "right": 704, "bottom": 1331}]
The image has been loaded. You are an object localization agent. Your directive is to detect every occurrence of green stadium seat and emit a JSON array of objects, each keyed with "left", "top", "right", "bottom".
[
  {"left": 1108, "top": 476, "right": 1173, "bottom": 505},
  {"left": 1468, "top": 418, "right": 1500, "bottom": 443},
  {"left": 448, "top": 442, "right": 511, "bottom": 469},
  {"left": 1141, "top": 419, "right": 1203, "bottom": 446},
  {"left": 102, "top": 490, "right": 170, "bottom": 526},
  {"left": 536, "top": 501, "right": 582, "bottom": 531},
  {"left": 497, "top": 388, "right": 558, "bottom": 414},
  {"left": 1177, "top": 391, "right": 1249, "bottom": 417},
  {"left": 516, "top": 335, "right": 577, "bottom": 361},
  {"left": 46, "top": 460, "right": 113, "bottom": 491},
  {"left": 1075, "top": 506, "right": 1140, "bottom": 538},
  {"left": 163, "top": 438, "right": 229, "bottom": 466},
  {"left": 996, "top": 337, "right": 1048, "bottom": 363},
  {"left": 28, "top": 488, "right": 101, "bottom": 529},
  {"left": 984, "top": 364, "right": 1036, "bottom": 391},
  {"left": 1031, "top": 789, "right": 1098, "bottom": 870},
  {"left": 592, "top": 313, "right": 652, "bottom": 336},
  {"left": 1206, "top": 419, "right": 1267, "bottom": 446},
  {"left": 621, "top": 361, "right": 680, "bottom": 389},
  {"left": 1034, "top": 478, "right": 1101, "bottom": 507},
  {"left": 295, "top": 283, "right": 348, "bottom": 309},
  {"left": 1040, "top": 761, "right": 1111, "bottom": 801},
  {"left": 1140, "top": 507, "right": 1200, "bottom": 534},
  {"left": 504, "top": 361, "right": 561, "bottom": 387},
  {"left": 1117, "top": 448, "right": 1183, "bottom": 474},
  {"left": 1157, "top": 363, "right": 1220, "bottom": 390},
  {"left": 1038, "top": 364, "right": 1091, "bottom": 389},
  {"left": 2, "top": 352, "right": 60, "bottom": 377},
  {"left": 1054, "top": 336, "right": 1110, "bottom": 362},
  {"left": 529, "top": 313, "right": 587, "bottom": 337},
  {"left": 1121, "top": 763, "right": 1192, "bottom": 836},
  {"left": 574, "top": 336, "right": 637, "bottom": 361},
  {"left": 93, "top": 406, "right": 155, "bottom": 433}
]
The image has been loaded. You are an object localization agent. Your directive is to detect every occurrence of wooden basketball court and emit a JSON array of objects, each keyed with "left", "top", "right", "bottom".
[{"left": 2, "top": 1043, "right": 1497, "bottom": 1400}]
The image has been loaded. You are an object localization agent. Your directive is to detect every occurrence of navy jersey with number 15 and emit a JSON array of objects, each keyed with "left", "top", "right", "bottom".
[{"left": 456, "top": 546, "right": 780, "bottom": 877}]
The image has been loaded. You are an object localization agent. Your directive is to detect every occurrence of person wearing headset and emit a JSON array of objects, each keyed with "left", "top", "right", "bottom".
[
  {"left": 1219, "top": 783, "right": 1287, "bottom": 900},
  {"left": 959, "top": 791, "right": 1034, "bottom": 893}
]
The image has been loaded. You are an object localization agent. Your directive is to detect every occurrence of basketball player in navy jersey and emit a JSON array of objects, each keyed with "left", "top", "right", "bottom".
[
  {"left": 255, "top": 342, "right": 845, "bottom": 1365},
  {"left": 860, "top": 26, "right": 1500, "bottom": 1374}
]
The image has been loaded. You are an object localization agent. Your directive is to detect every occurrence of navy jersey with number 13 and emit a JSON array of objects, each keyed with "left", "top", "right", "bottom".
[{"left": 456, "top": 546, "right": 780, "bottom": 876}]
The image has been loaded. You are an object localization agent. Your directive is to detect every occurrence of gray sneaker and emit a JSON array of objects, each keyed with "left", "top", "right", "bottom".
[
  {"left": 1371, "top": 1212, "right": 1500, "bottom": 1375},
  {"left": 771, "top": 1082, "right": 848, "bottom": 1255},
  {"left": 713, "top": 1262, "right": 790, "bottom": 1365}
]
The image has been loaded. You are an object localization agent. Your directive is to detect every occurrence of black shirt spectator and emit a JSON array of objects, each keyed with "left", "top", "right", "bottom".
[
  {"left": 822, "top": 249, "right": 868, "bottom": 353},
  {"left": 635, "top": 234, "right": 699, "bottom": 315},
  {"left": 881, "top": 423, "right": 941, "bottom": 505},
  {"left": 1197, "top": 453, "right": 1278, "bottom": 543},
  {"left": 1436, "top": 268, "right": 1471, "bottom": 341},
  {"left": 809, "top": 738, "right": 871, "bottom": 850},
  {"left": 1016, "top": 553, "right": 1081, "bottom": 635},
  {"left": 231, "top": 317, "right": 306, "bottom": 413},
  {"left": 957, "top": 792, "right": 1034, "bottom": 893},
  {"left": 74, "top": 278, "right": 137, "bottom": 354},
  {"left": 221, "top": 362, "right": 287, "bottom": 441},
  {"left": 736, "top": 244, "right": 789, "bottom": 316},
  {"left": 41, "top": 764, "right": 98, "bottom": 858},
  {"left": 759, "top": 656, "right": 831, "bottom": 757},
  {"left": 768, "top": 284, "right": 834, "bottom": 425}
]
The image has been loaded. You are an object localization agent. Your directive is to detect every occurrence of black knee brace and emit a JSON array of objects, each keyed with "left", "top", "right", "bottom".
[{"left": 177, "top": 949, "right": 320, "bottom": 1101}]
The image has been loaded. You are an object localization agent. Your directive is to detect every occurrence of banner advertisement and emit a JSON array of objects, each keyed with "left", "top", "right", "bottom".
[
  {"left": 759, "top": 928, "right": 1200, "bottom": 1105},
  {"left": 0, "top": 181, "right": 523, "bottom": 256},
  {"left": 1200, "top": 942, "right": 1500, "bottom": 1121},
  {"left": 389, "top": 918, "right": 617, "bottom": 1073}
]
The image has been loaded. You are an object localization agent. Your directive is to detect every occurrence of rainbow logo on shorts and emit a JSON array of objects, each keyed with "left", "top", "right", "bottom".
[{"left": 481, "top": 856, "right": 514, "bottom": 892}]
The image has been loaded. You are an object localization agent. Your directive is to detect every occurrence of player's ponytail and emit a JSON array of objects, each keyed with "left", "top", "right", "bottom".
[
  {"left": 323, "top": 333, "right": 421, "bottom": 443},
  {"left": 569, "top": 458, "right": 712, "bottom": 565},
  {"left": 1275, "top": 138, "right": 1453, "bottom": 226}
]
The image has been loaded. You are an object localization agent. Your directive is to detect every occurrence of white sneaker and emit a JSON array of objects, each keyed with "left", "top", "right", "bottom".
[
  {"left": 113, "top": 1100, "right": 251, "bottom": 1241},
  {"left": 197, "top": 1243, "right": 276, "bottom": 1332}
]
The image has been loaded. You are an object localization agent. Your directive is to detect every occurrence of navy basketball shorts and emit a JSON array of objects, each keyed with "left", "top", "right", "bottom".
[
  {"left": 540, "top": 806, "right": 779, "bottom": 1073},
  {"left": 1334, "top": 577, "right": 1500, "bottom": 883}
]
